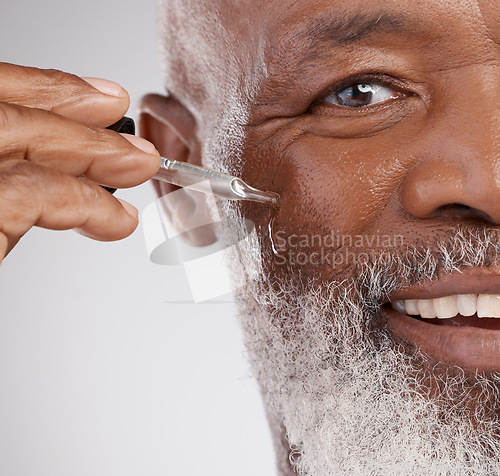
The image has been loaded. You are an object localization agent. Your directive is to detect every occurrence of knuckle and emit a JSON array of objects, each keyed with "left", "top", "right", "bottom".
[
  {"left": 0, "top": 161, "right": 35, "bottom": 194},
  {"left": 87, "top": 126, "right": 113, "bottom": 147},
  {"left": 38, "top": 68, "right": 88, "bottom": 109},
  {"left": 0, "top": 162, "right": 40, "bottom": 234},
  {"left": 0, "top": 101, "right": 21, "bottom": 131},
  {"left": 0, "top": 102, "right": 9, "bottom": 130},
  {"left": 0, "top": 102, "right": 29, "bottom": 159},
  {"left": 79, "top": 180, "right": 103, "bottom": 204},
  {"left": 41, "top": 68, "right": 80, "bottom": 87},
  {"left": 21, "top": 66, "right": 88, "bottom": 113}
]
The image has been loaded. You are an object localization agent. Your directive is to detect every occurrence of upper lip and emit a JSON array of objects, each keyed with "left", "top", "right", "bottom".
[{"left": 385, "top": 267, "right": 500, "bottom": 302}]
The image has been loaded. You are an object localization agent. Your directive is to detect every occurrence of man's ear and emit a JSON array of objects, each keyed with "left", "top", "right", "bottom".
[{"left": 139, "top": 94, "right": 217, "bottom": 247}]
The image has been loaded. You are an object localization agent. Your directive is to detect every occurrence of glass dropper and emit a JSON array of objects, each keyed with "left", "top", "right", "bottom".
[{"left": 154, "top": 157, "right": 280, "bottom": 208}]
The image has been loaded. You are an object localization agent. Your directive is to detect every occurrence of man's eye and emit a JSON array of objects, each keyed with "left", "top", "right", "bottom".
[{"left": 324, "top": 82, "right": 399, "bottom": 108}]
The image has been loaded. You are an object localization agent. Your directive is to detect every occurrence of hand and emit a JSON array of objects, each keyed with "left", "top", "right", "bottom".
[{"left": 0, "top": 62, "right": 161, "bottom": 263}]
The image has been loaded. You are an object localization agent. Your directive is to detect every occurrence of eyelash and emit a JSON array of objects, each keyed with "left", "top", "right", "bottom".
[{"left": 310, "top": 72, "right": 408, "bottom": 110}]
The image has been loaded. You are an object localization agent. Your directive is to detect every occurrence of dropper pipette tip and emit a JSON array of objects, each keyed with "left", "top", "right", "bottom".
[
  {"left": 154, "top": 158, "right": 280, "bottom": 208},
  {"left": 229, "top": 177, "right": 280, "bottom": 208}
]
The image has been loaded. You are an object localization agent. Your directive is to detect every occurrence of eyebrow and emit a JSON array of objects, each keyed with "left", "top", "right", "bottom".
[
  {"left": 281, "top": 11, "right": 421, "bottom": 75},
  {"left": 303, "top": 12, "right": 409, "bottom": 46},
  {"left": 258, "top": 11, "right": 422, "bottom": 107}
]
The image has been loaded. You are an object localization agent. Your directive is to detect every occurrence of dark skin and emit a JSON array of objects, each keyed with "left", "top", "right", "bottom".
[
  {"left": 0, "top": 63, "right": 161, "bottom": 262},
  {"left": 141, "top": 0, "right": 500, "bottom": 469},
  {"left": 2, "top": 0, "right": 499, "bottom": 473},
  {"left": 145, "top": 0, "right": 500, "bottom": 351}
]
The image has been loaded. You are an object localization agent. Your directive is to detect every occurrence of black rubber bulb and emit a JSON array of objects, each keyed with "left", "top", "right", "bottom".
[{"left": 102, "top": 116, "right": 136, "bottom": 194}]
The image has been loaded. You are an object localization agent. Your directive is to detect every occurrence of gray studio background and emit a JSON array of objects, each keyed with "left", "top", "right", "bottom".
[{"left": 0, "top": 1, "right": 274, "bottom": 474}]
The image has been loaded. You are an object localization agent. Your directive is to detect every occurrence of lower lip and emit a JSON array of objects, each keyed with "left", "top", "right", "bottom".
[{"left": 382, "top": 306, "right": 500, "bottom": 371}]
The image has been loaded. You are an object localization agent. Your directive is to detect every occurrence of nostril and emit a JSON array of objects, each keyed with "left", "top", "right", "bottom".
[
  {"left": 432, "top": 203, "right": 492, "bottom": 222},
  {"left": 398, "top": 159, "right": 500, "bottom": 223},
  {"left": 434, "top": 203, "right": 472, "bottom": 215}
]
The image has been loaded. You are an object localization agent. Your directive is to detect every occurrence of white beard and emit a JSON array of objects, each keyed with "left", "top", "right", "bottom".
[{"left": 233, "top": 225, "right": 500, "bottom": 475}]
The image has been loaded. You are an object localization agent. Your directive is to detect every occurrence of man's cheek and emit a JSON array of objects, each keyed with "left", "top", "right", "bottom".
[
  {"left": 240, "top": 130, "right": 418, "bottom": 283},
  {"left": 263, "top": 134, "right": 409, "bottom": 234}
]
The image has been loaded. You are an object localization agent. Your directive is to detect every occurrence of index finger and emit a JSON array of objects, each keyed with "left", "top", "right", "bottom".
[
  {"left": 0, "top": 102, "right": 160, "bottom": 189},
  {"left": 0, "top": 62, "right": 129, "bottom": 128}
]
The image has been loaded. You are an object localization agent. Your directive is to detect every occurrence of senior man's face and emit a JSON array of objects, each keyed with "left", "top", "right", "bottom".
[
  {"left": 241, "top": 0, "right": 500, "bottom": 360},
  {"left": 152, "top": 0, "right": 500, "bottom": 473}
]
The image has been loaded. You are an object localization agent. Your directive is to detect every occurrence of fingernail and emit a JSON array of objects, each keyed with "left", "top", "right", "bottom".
[
  {"left": 117, "top": 198, "right": 139, "bottom": 219},
  {"left": 82, "top": 77, "right": 125, "bottom": 97},
  {"left": 120, "top": 133, "right": 158, "bottom": 155}
]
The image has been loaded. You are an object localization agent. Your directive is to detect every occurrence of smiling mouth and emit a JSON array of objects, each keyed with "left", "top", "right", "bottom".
[
  {"left": 381, "top": 272, "right": 500, "bottom": 371},
  {"left": 388, "top": 294, "right": 500, "bottom": 330}
]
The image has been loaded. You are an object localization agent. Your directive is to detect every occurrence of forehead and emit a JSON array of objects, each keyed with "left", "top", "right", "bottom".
[{"left": 227, "top": 0, "right": 500, "bottom": 63}]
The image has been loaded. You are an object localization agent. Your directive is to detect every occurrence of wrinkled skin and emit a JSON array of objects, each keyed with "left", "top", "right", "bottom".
[
  {"left": 240, "top": 0, "right": 500, "bottom": 278},
  {"left": 156, "top": 0, "right": 500, "bottom": 286},
  {"left": 150, "top": 0, "right": 500, "bottom": 473}
]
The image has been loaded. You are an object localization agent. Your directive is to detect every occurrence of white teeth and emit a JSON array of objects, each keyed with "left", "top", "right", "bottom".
[
  {"left": 405, "top": 299, "right": 419, "bottom": 315},
  {"left": 433, "top": 295, "right": 459, "bottom": 319},
  {"left": 477, "top": 295, "right": 500, "bottom": 318},
  {"left": 418, "top": 299, "right": 437, "bottom": 319},
  {"left": 457, "top": 294, "right": 477, "bottom": 317},
  {"left": 391, "top": 300, "right": 406, "bottom": 314},
  {"left": 389, "top": 294, "right": 500, "bottom": 319}
]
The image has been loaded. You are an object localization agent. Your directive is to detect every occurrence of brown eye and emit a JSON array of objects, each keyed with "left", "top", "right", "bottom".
[{"left": 324, "top": 82, "right": 398, "bottom": 108}]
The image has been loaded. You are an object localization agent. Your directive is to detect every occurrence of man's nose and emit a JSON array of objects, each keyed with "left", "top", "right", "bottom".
[{"left": 399, "top": 87, "right": 500, "bottom": 225}]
